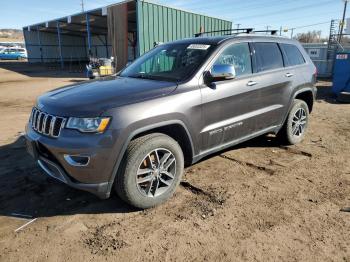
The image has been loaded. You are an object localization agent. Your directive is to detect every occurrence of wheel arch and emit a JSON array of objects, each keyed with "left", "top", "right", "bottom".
[
  {"left": 293, "top": 88, "right": 314, "bottom": 113},
  {"left": 133, "top": 123, "right": 194, "bottom": 166},
  {"left": 276, "top": 87, "right": 315, "bottom": 135},
  {"left": 106, "top": 120, "right": 195, "bottom": 195}
]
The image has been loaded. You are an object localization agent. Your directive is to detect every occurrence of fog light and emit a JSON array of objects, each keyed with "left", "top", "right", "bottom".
[{"left": 64, "top": 154, "right": 90, "bottom": 167}]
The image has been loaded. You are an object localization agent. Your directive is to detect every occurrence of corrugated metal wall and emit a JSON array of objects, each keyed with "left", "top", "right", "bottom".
[
  {"left": 86, "top": 35, "right": 111, "bottom": 59},
  {"left": 107, "top": 3, "right": 129, "bottom": 70},
  {"left": 24, "top": 30, "right": 87, "bottom": 63},
  {"left": 137, "top": 0, "right": 232, "bottom": 55},
  {"left": 302, "top": 44, "right": 332, "bottom": 78}
]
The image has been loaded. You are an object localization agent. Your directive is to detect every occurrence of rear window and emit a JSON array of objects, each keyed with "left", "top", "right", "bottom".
[
  {"left": 280, "top": 43, "right": 305, "bottom": 66},
  {"left": 253, "top": 42, "right": 284, "bottom": 72}
]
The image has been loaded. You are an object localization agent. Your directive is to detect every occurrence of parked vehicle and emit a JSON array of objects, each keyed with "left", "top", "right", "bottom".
[
  {"left": 25, "top": 34, "right": 317, "bottom": 209},
  {"left": 0, "top": 47, "right": 27, "bottom": 60}
]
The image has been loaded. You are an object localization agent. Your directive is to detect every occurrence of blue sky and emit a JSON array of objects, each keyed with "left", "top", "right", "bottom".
[{"left": 0, "top": 0, "right": 346, "bottom": 37}]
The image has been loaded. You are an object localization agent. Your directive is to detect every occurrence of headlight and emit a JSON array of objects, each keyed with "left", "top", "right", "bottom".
[{"left": 66, "top": 117, "right": 111, "bottom": 133}]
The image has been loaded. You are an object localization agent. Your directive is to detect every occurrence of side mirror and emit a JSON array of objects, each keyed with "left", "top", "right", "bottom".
[{"left": 208, "top": 64, "right": 236, "bottom": 82}]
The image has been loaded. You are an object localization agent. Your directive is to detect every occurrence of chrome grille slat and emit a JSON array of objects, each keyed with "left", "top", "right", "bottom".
[
  {"left": 38, "top": 113, "right": 44, "bottom": 132},
  {"left": 36, "top": 112, "right": 42, "bottom": 131},
  {"left": 32, "top": 109, "right": 39, "bottom": 130},
  {"left": 49, "top": 116, "right": 56, "bottom": 137},
  {"left": 29, "top": 107, "right": 65, "bottom": 138},
  {"left": 42, "top": 114, "right": 48, "bottom": 134}
]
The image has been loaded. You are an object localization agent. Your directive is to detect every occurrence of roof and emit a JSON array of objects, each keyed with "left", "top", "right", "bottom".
[{"left": 23, "top": 0, "right": 231, "bottom": 29}]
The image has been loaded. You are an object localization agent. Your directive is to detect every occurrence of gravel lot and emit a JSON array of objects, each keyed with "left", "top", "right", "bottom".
[{"left": 0, "top": 62, "right": 349, "bottom": 262}]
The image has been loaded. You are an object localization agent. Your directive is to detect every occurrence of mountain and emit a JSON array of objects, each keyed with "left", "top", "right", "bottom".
[{"left": 0, "top": 29, "right": 24, "bottom": 42}]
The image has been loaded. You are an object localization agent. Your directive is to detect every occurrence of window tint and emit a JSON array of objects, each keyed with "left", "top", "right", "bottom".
[
  {"left": 253, "top": 42, "right": 284, "bottom": 72},
  {"left": 214, "top": 43, "right": 252, "bottom": 77},
  {"left": 280, "top": 43, "right": 305, "bottom": 66},
  {"left": 120, "top": 43, "right": 215, "bottom": 82}
]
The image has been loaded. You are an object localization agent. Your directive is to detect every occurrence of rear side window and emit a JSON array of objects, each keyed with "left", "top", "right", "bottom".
[
  {"left": 214, "top": 43, "right": 252, "bottom": 77},
  {"left": 253, "top": 42, "right": 284, "bottom": 72},
  {"left": 280, "top": 43, "right": 305, "bottom": 66}
]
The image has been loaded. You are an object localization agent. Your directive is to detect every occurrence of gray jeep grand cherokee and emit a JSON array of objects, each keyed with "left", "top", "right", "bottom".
[{"left": 25, "top": 34, "right": 317, "bottom": 208}]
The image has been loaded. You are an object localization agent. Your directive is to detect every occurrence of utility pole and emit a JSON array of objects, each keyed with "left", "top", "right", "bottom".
[
  {"left": 266, "top": 25, "right": 270, "bottom": 34},
  {"left": 290, "top": 28, "right": 295, "bottom": 39},
  {"left": 339, "top": 0, "right": 348, "bottom": 43},
  {"left": 279, "top": 26, "right": 282, "bottom": 36},
  {"left": 81, "top": 0, "right": 85, "bottom": 12},
  {"left": 235, "top": 23, "right": 241, "bottom": 30}
]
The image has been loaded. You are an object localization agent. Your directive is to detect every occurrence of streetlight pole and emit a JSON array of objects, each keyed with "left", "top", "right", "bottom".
[
  {"left": 339, "top": 0, "right": 348, "bottom": 43},
  {"left": 81, "top": 0, "right": 85, "bottom": 12}
]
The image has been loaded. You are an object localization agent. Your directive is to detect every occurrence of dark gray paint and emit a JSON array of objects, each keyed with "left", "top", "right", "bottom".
[{"left": 25, "top": 35, "right": 317, "bottom": 199}]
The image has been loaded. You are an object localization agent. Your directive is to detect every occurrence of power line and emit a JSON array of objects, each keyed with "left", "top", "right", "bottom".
[
  {"left": 251, "top": 9, "right": 341, "bottom": 27},
  {"left": 292, "top": 21, "right": 332, "bottom": 30},
  {"left": 180, "top": 0, "right": 303, "bottom": 18},
  {"left": 235, "top": 0, "right": 334, "bottom": 21}
]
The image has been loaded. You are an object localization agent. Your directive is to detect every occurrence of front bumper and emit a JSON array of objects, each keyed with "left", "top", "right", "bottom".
[
  {"left": 37, "top": 156, "right": 109, "bottom": 199},
  {"left": 25, "top": 123, "right": 119, "bottom": 199}
]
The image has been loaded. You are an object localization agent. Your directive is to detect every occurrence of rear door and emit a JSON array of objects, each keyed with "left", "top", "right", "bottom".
[
  {"left": 250, "top": 42, "right": 294, "bottom": 130},
  {"left": 279, "top": 42, "right": 310, "bottom": 93}
]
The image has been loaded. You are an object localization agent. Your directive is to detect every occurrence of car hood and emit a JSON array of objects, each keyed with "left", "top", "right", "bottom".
[{"left": 37, "top": 76, "right": 178, "bottom": 117}]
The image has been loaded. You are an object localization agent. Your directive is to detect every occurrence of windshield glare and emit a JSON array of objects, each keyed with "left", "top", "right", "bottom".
[{"left": 120, "top": 43, "right": 214, "bottom": 82}]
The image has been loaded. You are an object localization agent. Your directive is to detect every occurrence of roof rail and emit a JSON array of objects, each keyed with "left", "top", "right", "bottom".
[
  {"left": 194, "top": 28, "right": 279, "bottom": 37},
  {"left": 194, "top": 28, "right": 253, "bottom": 37},
  {"left": 253, "top": 30, "right": 279, "bottom": 35}
]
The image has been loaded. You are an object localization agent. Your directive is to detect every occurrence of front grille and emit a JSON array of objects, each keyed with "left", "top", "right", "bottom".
[{"left": 30, "top": 107, "right": 66, "bottom": 138}]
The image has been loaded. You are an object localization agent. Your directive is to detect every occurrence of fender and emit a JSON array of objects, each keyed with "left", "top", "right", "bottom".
[
  {"left": 105, "top": 119, "right": 195, "bottom": 195},
  {"left": 293, "top": 86, "right": 316, "bottom": 101},
  {"left": 276, "top": 86, "right": 315, "bottom": 134}
]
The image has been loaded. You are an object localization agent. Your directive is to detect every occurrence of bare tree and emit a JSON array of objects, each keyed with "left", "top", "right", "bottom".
[{"left": 295, "top": 30, "right": 327, "bottom": 43}]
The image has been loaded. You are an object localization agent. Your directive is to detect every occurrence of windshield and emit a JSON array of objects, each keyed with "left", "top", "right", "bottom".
[{"left": 120, "top": 43, "right": 215, "bottom": 82}]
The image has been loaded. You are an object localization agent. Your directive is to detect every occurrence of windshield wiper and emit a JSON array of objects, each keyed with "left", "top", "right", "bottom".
[
  {"left": 127, "top": 73, "right": 177, "bottom": 82},
  {"left": 127, "top": 73, "right": 158, "bottom": 80}
]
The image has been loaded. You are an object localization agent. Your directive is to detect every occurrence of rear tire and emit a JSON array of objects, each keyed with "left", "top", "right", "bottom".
[
  {"left": 278, "top": 99, "right": 309, "bottom": 145},
  {"left": 337, "top": 92, "right": 350, "bottom": 103},
  {"left": 114, "top": 133, "right": 184, "bottom": 209}
]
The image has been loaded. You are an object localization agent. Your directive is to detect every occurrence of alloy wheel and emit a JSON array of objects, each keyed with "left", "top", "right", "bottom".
[
  {"left": 291, "top": 108, "right": 307, "bottom": 137},
  {"left": 136, "top": 148, "right": 176, "bottom": 197}
]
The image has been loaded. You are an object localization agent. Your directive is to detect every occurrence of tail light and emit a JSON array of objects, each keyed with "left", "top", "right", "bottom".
[{"left": 313, "top": 67, "right": 317, "bottom": 84}]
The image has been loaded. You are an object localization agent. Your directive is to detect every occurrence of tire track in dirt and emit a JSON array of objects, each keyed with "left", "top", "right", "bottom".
[
  {"left": 219, "top": 154, "right": 276, "bottom": 175},
  {"left": 279, "top": 146, "right": 313, "bottom": 158}
]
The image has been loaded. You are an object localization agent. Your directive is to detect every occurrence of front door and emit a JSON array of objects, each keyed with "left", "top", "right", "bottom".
[{"left": 200, "top": 42, "right": 264, "bottom": 152}]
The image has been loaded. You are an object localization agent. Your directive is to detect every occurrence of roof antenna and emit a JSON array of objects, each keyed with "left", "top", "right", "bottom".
[{"left": 81, "top": 0, "right": 85, "bottom": 12}]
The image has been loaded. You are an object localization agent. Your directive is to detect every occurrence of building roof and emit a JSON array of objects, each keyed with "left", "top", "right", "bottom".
[{"left": 23, "top": 0, "right": 232, "bottom": 30}]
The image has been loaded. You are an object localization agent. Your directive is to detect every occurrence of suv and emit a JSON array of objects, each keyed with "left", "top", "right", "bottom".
[{"left": 25, "top": 35, "right": 317, "bottom": 209}]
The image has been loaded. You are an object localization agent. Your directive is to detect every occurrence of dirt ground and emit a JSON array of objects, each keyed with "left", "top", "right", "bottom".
[{"left": 0, "top": 62, "right": 349, "bottom": 262}]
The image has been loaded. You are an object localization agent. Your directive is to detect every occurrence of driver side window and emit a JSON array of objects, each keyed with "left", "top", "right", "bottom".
[{"left": 214, "top": 43, "right": 252, "bottom": 77}]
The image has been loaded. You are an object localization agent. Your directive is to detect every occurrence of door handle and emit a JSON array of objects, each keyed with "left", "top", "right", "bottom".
[
  {"left": 247, "top": 81, "right": 258, "bottom": 86},
  {"left": 285, "top": 73, "right": 294, "bottom": 78}
]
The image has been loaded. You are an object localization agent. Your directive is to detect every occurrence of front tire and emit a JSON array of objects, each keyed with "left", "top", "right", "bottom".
[
  {"left": 114, "top": 133, "right": 184, "bottom": 209},
  {"left": 279, "top": 99, "right": 309, "bottom": 145}
]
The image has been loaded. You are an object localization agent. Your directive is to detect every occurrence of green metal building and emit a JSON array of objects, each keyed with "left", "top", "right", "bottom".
[{"left": 23, "top": 0, "right": 232, "bottom": 70}]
